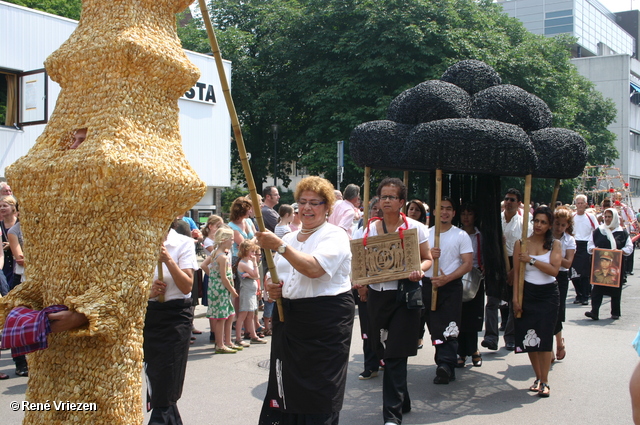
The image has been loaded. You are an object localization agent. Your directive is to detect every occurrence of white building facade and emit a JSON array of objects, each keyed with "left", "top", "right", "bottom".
[
  {"left": 497, "top": 0, "right": 640, "bottom": 205},
  {"left": 0, "top": 1, "right": 231, "bottom": 221}
]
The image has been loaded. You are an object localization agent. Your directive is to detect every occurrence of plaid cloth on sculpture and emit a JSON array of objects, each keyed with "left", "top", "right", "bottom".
[{"left": 1, "top": 305, "right": 68, "bottom": 357}]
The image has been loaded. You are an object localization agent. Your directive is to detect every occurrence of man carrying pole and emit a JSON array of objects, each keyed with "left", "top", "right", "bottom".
[{"left": 423, "top": 196, "right": 473, "bottom": 384}]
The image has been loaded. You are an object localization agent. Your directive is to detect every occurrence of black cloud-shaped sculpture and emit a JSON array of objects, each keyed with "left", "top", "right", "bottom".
[{"left": 350, "top": 60, "right": 588, "bottom": 178}]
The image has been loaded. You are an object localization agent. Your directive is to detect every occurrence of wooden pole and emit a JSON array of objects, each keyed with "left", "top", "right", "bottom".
[
  {"left": 516, "top": 174, "right": 532, "bottom": 318},
  {"left": 431, "top": 169, "right": 443, "bottom": 311},
  {"left": 197, "top": 0, "right": 284, "bottom": 321},
  {"left": 363, "top": 166, "right": 371, "bottom": 223},
  {"left": 403, "top": 171, "right": 409, "bottom": 188},
  {"left": 550, "top": 179, "right": 561, "bottom": 212},
  {"left": 157, "top": 260, "right": 164, "bottom": 303}
]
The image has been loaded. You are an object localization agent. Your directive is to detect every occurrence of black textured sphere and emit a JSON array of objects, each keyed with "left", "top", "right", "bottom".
[
  {"left": 387, "top": 80, "right": 471, "bottom": 124},
  {"left": 349, "top": 120, "right": 414, "bottom": 169},
  {"left": 440, "top": 60, "right": 502, "bottom": 95},
  {"left": 529, "top": 128, "right": 587, "bottom": 179},
  {"left": 472, "top": 85, "right": 552, "bottom": 132},
  {"left": 400, "top": 118, "right": 537, "bottom": 175}
]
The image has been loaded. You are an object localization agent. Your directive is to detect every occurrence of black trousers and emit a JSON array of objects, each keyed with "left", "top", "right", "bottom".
[
  {"left": 382, "top": 357, "right": 411, "bottom": 425},
  {"left": 591, "top": 284, "right": 622, "bottom": 317},
  {"left": 355, "top": 289, "right": 379, "bottom": 372}
]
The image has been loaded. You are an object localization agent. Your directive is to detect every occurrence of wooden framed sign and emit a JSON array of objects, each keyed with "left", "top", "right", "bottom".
[
  {"left": 590, "top": 248, "right": 622, "bottom": 288},
  {"left": 350, "top": 228, "right": 421, "bottom": 286}
]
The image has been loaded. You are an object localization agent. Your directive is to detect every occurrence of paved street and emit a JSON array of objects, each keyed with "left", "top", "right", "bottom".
[{"left": 2, "top": 252, "right": 640, "bottom": 424}]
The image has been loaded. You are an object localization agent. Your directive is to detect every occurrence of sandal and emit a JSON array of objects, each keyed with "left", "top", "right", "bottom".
[
  {"left": 229, "top": 343, "right": 243, "bottom": 351},
  {"left": 538, "top": 382, "right": 550, "bottom": 397},
  {"left": 0, "top": 373, "right": 8, "bottom": 380},
  {"left": 215, "top": 346, "right": 237, "bottom": 354},
  {"left": 472, "top": 353, "right": 482, "bottom": 367},
  {"left": 456, "top": 356, "right": 466, "bottom": 368},
  {"left": 264, "top": 329, "right": 273, "bottom": 336},
  {"left": 529, "top": 379, "right": 541, "bottom": 392},
  {"left": 556, "top": 338, "right": 566, "bottom": 361}
]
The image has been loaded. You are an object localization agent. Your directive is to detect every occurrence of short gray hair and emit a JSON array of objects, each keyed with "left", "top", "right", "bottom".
[{"left": 343, "top": 184, "right": 360, "bottom": 201}]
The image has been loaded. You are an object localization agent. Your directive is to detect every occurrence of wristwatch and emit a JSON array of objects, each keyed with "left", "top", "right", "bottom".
[
  {"left": 277, "top": 243, "right": 287, "bottom": 254},
  {"left": 529, "top": 258, "right": 537, "bottom": 266}
]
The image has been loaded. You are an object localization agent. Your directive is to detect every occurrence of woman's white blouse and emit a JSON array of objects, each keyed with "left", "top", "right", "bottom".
[{"left": 276, "top": 223, "right": 352, "bottom": 299}]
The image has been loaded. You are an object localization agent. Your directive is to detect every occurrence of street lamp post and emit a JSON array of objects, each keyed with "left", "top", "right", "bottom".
[{"left": 272, "top": 124, "right": 279, "bottom": 187}]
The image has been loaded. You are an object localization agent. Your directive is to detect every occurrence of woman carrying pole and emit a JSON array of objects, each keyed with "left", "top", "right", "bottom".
[{"left": 512, "top": 206, "right": 561, "bottom": 398}]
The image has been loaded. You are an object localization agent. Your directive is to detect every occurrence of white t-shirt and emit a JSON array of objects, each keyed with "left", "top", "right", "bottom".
[
  {"left": 203, "top": 236, "right": 215, "bottom": 254},
  {"left": 276, "top": 223, "right": 352, "bottom": 299},
  {"left": 150, "top": 229, "right": 198, "bottom": 302},
  {"left": 424, "top": 226, "right": 473, "bottom": 277},
  {"left": 573, "top": 212, "right": 598, "bottom": 241},
  {"left": 274, "top": 224, "right": 292, "bottom": 238},
  {"left": 355, "top": 217, "right": 429, "bottom": 292},
  {"left": 557, "top": 232, "right": 577, "bottom": 272}
]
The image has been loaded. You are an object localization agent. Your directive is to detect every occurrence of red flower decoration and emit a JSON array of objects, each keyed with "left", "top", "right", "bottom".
[
  {"left": 625, "top": 182, "right": 630, "bottom": 187},
  {"left": 615, "top": 201, "right": 621, "bottom": 206},
  {"left": 609, "top": 188, "right": 615, "bottom": 193}
]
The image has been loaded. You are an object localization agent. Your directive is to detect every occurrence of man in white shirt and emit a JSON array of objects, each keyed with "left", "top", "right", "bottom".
[
  {"left": 482, "top": 188, "right": 522, "bottom": 352},
  {"left": 571, "top": 194, "right": 598, "bottom": 305},
  {"left": 423, "top": 197, "right": 473, "bottom": 384},
  {"left": 328, "top": 184, "right": 361, "bottom": 239}
]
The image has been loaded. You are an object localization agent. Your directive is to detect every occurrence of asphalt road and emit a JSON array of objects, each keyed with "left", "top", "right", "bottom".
[{"left": 2, "top": 253, "right": 640, "bottom": 424}]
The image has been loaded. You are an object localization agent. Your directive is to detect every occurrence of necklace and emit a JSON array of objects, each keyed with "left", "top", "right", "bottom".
[{"left": 300, "top": 222, "right": 326, "bottom": 235}]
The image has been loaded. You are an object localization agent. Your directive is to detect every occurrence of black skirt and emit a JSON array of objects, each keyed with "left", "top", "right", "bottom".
[
  {"left": 514, "top": 282, "right": 559, "bottom": 353},
  {"left": 259, "top": 291, "right": 355, "bottom": 423},
  {"left": 143, "top": 298, "right": 193, "bottom": 409},
  {"left": 367, "top": 288, "right": 421, "bottom": 359}
]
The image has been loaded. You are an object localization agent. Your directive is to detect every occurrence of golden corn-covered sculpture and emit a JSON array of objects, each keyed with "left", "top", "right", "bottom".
[{"left": 0, "top": 1, "right": 206, "bottom": 423}]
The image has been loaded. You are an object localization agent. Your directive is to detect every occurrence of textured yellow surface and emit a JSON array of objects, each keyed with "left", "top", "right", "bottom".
[{"left": 0, "top": 1, "right": 205, "bottom": 423}]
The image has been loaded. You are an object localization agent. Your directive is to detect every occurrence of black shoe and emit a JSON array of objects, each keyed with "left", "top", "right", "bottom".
[
  {"left": 505, "top": 342, "right": 515, "bottom": 351},
  {"left": 585, "top": 311, "right": 599, "bottom": 320},
  {"left": 611, "top": 315, "right": 620, "bottom": 320},
  {"left": 573, "top": 298, "right": 582, "bottom": 304},
  {"left": 358, "top": 370, "right": 379, "bottom": 380},
  {"left": 581, "top": 300, "right": 589, "bottom": 305},
  {"left": 434, "top": 364, "right": 453, "bottom": 384},
  {"left": 15, "top": 367, "right": 28, "bottom": 377},
  {"left": 481, "top": 339, "right": 498, "bottom": 351},
  {"left": 499, "top": 324, "right": 506, "bottom": 332}
]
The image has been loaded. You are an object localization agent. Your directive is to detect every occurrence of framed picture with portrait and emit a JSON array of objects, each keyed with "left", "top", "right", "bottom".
[{"left": 590, "top": 248, "right": 623, "bottom": 288}]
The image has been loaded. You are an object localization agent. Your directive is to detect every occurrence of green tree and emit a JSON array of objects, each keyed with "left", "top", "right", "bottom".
[
  {"left": 188, "top": 0, "right": 618, "bottom": 195},
  {"left": 5, "top": 0, "right": 82, "bottom": 20}
]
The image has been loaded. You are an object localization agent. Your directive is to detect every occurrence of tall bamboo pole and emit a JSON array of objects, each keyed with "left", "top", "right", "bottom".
[
  {"left": 363, "top": 167, "right": 371, "bottom": 223},
  {"left": 550, "top": 179, "right": 561, "bottom": 212},
  {"left": 197, "top": 0, "right": 284, "bottom": 321},
  {"left": 516, "top": 174, "right": 532, "bottom": 318},
  {"left": 431, "top": 169, "right": 443, "bottom": 311},
  {"left": 157, "top": 260, "right": 164, "bottom": 303}
]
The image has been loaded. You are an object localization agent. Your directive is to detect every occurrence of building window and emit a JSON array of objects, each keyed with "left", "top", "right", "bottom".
[
  {"left": 630, "top": 177, "right": 640, "bottom": 197},
  {"left": 631, "top": 131, "right": 640, "bottom": 151},
  {"left": 0, "top": 68, "right": 48, "bottom": 128},
  {"left": 0, "top": 71, "right": 18, "bottom": 127},
  {"left": 294, "top": 161, "right": 308, "bottom": 177}
]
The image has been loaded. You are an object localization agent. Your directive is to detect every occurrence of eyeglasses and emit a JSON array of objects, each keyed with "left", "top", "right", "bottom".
[
  {"left": 504, "top": 197, "right": 517, "bottom": 202},
  {"left": 380, "top": 195, "right": 399, "bottom": 201},
  {"left": 297, "top": 200, "right": 326, "bottom": 207}
]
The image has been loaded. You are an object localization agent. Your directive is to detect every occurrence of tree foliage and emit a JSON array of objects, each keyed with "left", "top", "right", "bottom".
[
  {"left": 183, "top": 0, "right": 617, "bottom": 197},
  {"left": 5, "top": 0, "right": 82, "bottom": 20}
]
